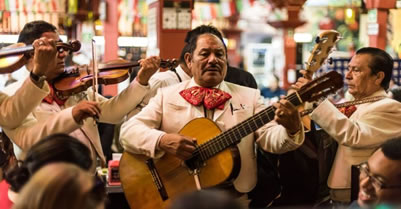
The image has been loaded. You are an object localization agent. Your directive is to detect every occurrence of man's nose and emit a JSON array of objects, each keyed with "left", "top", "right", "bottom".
[
  {"left": 345, "top": 70, "right": 352, "bottom": 79},
  {"left": 360, "top": 175, "right": 374, "bottom": 191},
  {"left": 207, "top": 54, "right": 218, "bottom": 64}
]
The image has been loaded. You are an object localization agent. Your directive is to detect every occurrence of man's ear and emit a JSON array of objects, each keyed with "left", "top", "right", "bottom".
[
  {"left": 375, "top": 71, "right": 385, "bottom": 86},
  {"left": 184, "top": 52, "right": 192, "bottom": 69}
]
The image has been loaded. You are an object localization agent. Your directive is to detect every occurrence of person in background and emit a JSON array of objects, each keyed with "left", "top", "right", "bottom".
[
  {"left": 389, "top": 87, "right": 401, "bottom": 102},
  {"left": 260, "top": 74, "right": 286, "bottom": 104},
  {"left": 224, "top": 65, "right": 258, "bottom": 89},
  {"left": 12, "top": 162, "right": 105, "bottom": 209},
  {"left": 128, "top": 44, "right": 192, "bottom": 118},
  {"left": 349, "top": 137, "right": 401, "bottom": 209},
  {"left": 389, "top": 78, "right": 399, "bottom": 90},
  {"left": 2, "top": 20, "right": 160, "bottom": 166},
  {"left": 0, "top": 134, "right": 93, "bottom": 209},
  {"left": 292, "top": 47, "right": 401, "bottom": 205}
]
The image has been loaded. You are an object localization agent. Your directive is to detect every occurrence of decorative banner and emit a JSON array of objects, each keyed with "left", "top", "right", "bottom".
[
  {"left": 68, "top": 0, "right": 78, "bottom": 14},
  {"left": 51, "top": 12, "right": 58, "bottom": 27},
  {"left": 0, "top": 11, "right": 2, "bottom": 33},
  {"left": 27, "top": 10, "right": 35, "bottom": 23},
  {"left": 3, "top": 11, "right": 10, "bottom": 33},
  {"left": 5, "top": 0, "right": 9, "bottom": 11},
  {"left": 220, "top": 0, "right": 231, "bottom": 17},
  {"left": 19, "top": 11, "right": 27, "bottom": 30},
  {"left": 51, "top": 0, "right": 58, "bottom": 12},
  {"left": 11, "top": 12, "right": 18, "bottom": 33}
]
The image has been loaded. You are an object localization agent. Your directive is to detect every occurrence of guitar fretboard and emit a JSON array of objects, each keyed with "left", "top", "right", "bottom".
[{"left": 189, "top": 92, "right": 302, "bottom": 164}]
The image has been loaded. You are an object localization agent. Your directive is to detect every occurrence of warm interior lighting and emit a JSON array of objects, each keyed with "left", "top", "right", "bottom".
[{"left": 294, "top": 33, "right": 313, "bottom": 43}]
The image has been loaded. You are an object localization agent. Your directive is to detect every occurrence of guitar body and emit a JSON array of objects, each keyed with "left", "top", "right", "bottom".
[{"left": 120, "top": 118, "right": 241, "bottom": 209}]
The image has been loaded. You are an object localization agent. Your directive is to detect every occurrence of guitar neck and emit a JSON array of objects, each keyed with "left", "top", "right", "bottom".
[{"left": 193, "top": 92, "right": 303, "bottom": 161}]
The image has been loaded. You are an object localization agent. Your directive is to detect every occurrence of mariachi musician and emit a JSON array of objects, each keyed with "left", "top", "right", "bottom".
[
  {"left": 120, "top": 29, "right": 305, "bottom": 206},
  {"left": 2, "top": 20, "right": 160, "bottom": 168},
  {"left": 0, "top": 38, "right": 53, "bottom": 129},
  {"left": 292, "top": 47, "right": 401, "bottom": 205}
]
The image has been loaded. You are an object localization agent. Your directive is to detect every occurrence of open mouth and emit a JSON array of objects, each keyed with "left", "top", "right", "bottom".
[{"left": 359, "top": 190, "right": 374, "bottom": 202}]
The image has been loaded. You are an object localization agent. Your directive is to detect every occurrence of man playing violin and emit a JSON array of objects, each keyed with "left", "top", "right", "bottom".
[
  {"left": 120, "top": 29, "right": 304, "bottom": 206},
  {"left": 0, "top": 38, "right": 55, "bottom": 130},
  {"left": 292, "top": 47, "right": 401, "bottom": 205},
  {"left": 2, "top": 20, "right": 160, "bottom": 168}
]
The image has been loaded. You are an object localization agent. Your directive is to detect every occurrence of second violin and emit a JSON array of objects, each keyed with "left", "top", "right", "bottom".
[{"left": 53, "top": 59, "right": 178, "bottom": 97}]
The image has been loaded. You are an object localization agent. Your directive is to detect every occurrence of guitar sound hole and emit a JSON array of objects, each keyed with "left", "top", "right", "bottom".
[{"left": 184, "top": 157, "right": 204, "bottom": 171}]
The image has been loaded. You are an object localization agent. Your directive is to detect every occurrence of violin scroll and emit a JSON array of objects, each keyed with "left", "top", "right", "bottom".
[
  {"left": 160, "top": 59, "right": 179, "bottom": 71},
  {"left": 57, "top": 40, "right": 81, "bottom": 53}
]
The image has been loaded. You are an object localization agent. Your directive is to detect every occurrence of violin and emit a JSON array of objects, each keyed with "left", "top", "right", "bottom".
[
  {"left": 0, "top": 40, "right": 81, "bottom": 74},
  {"left": 53, "top": 59, "right": 178, "bottom": 97}
]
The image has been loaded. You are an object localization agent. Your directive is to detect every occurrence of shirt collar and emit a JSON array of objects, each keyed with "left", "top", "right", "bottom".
[{"left": 175, "top": 65, "right": 191, "bottom": 81}]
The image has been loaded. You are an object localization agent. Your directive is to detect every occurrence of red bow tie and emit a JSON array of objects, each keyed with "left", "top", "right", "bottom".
[
  {"left": 180, "top": 86, "right": 232, "bottom": 110},
  {"left": 339, "top": 105, "right": 357, "bottom": 118},
  {"left": 43, "top": 84, "right": 68, "bottom": 106}
]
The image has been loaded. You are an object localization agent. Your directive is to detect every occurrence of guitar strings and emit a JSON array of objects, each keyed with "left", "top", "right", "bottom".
[{"left": 190, "top": 93, "right": 299, "bottom": 162}]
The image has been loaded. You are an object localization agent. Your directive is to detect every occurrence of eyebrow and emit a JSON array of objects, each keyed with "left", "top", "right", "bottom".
[{"left": 367, "top": 162, "right": 388, "bottom": 182}]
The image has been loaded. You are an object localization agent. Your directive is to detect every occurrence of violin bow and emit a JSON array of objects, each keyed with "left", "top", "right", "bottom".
[{"left": 91, "top": 39, "right": 99, "bottom": 124}]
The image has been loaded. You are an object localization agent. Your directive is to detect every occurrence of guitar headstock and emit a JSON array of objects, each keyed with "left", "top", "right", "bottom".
[
  {"left": 298, "top": 71, "right": 343, "bottom": 103},
  {"left": 305, "top": 30, "right": 340, "bottom": 74}
]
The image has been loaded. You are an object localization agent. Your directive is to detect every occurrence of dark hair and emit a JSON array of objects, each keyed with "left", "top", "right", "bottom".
[
  {"left": 390, "top": 87, "right": 401, "bottom": 102},
  {"left": 169, "top": 190, "right": 243, "bottom": 209},
  {"left": 355, "top": 47, "right": 393, "bottom": 90},
  {"left": 185, "top": 25, "right": 227, "bottom": 56},
  {"left": 179, "top": 44, "right": 191, "bottom": 64},
  {"left": 0, "top": 132, "right": 15, "bottom": 173},
  {"left": 18, "top": 20, "right": 57, "bottom": 45},
  {"left": 5, "top": 133, "right": 92, "bottom": 192},
  {"left": 381, "top": 137, "right": 401, "bottom": 160}
]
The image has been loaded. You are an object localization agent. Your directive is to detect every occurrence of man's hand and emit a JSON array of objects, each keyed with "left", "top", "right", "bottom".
[
  {"left": 72, "top": 101, "right": 101, "bottom": 124},
  {"left": 273, "top": 97, "right": 302, "bottom": 135},
  {"left": 288, "top": 70, "right": 313, "bottom": 95},
  {"left": 159, "top": 133, "right": 197, "bottom": 160},
  {"left": 32, "top": 37, "right": 58, "bottom": 77},
  {"left": 136, "top": 56, "right": 161, "bottom": 85}
]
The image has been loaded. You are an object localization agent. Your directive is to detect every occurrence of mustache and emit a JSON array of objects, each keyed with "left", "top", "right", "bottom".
[{"left": 205, "top": 63, "right": 220, "bottom": 69}]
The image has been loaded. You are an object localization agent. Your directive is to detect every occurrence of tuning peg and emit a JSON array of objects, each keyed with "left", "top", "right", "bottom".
[
  {"left": 328, "top": 57, "right": 333, "bottom": 65},
  {"left": 315, "top": 36, "right": 320, "bottom": 43}
]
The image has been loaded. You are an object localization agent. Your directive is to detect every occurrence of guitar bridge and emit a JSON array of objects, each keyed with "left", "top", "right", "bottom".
[{"left": 146, "top": 159, "right": 168, "bottom": 201}]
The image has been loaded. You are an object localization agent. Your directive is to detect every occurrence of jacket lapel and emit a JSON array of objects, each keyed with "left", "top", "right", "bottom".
[
  {"left": 65, "top": 93, "right": 106, "bottom": 165},
  {"left": 80, "top": 119, "right": 106, "bottom": 164},
  {"left": 213, "top": 81, "right": 232, "bottom": 121}
]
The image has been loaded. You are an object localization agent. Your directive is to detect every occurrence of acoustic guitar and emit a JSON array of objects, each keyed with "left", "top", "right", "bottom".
[
  {"left": 301, "top": 30, "right": 340, "bottom": 130},
  {"left": 119, "top": 71, "right": 343, "bottom": 209}
]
